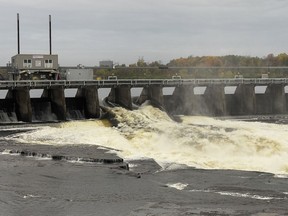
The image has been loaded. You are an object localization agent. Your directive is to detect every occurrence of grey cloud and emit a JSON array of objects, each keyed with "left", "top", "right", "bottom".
[{"left": 1, "top": 0, "right": 288, "bottom": 66}]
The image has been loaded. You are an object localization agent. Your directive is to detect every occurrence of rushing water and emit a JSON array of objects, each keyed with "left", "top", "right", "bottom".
[
  {"left": 1, "top": 105, "right": 288, "bottom": 215},
  {"left": 3, "top": 105, "right": 288, "bottom": 175}
]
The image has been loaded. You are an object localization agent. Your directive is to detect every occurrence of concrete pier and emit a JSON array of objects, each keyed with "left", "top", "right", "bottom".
[
  {"left": 137, "top": 86, "right": 164, "bottom": 108},
  {"left": 48, "top": 87, "right": 66, "bottom": 120},
  {"left": 167, "top": 85, "right": 192, "bottom": 115},
  {"left": 168, "top": 85, "right": 226, "bottom": 116},
  {"left": 83, "top": 86, "right": 100, "bottom": 118},
  {"left": 13, "top": 88, "right": 32, "bottom": 122},
  {"left": 255, "top": 86, "right": 272, "bottom": 115},
  {"left": 204, "top": 85, "right": 226, "bottom": 116},
  {"left": 108, "top": 86, "right": 132, "bottom": 110},
  {"left": 253, "top": 84, "right": 286, "bottom": 115},
  {"left": 171, "top": 85, "right": 208, "bottom": 115},
  {"left": 226, "top": 84, "right": 255, "bottom": 115},
  {"left": 270, "top": 84, "right": 286, "bottom": 114}
]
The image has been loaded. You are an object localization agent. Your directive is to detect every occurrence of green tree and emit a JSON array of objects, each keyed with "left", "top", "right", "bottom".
[
  {"left": 276, "top": 53, "right": 288, "bottom": 66},
  {"left": 136, "top": 57, "right": 147, "bottom": 67}
]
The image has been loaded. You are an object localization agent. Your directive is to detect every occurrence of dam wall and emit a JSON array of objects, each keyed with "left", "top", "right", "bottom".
[
  {"left": 0, "top": 86, "right": 101, "bottom": 122},
  {"left": 0, "top": 81, "right": 288, "bottom": 122},
  {"left": 165, "top": 83, "right": 288, "bottom": 116}
]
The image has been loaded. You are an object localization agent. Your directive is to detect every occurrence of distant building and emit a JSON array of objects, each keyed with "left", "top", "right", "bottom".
[
  {"left": 66, "top": 68, "right": 93, "bottom": 81},
  {"left": 99, "top": 60, "right": 113, "bottom": 68}
]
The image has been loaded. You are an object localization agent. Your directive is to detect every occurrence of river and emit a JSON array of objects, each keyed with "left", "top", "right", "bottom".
[{"left": 0, "top": 105, "right": 288, "bottom": 215}]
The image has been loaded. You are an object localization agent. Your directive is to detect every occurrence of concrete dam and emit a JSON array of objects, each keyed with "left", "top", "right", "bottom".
[{"left": 0, "top": 78, "right": 288, "bottom": 123}]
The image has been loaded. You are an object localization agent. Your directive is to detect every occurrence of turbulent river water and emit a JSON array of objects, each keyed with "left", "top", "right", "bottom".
[
  {"left": 4, "top": 105, "right": 288, "bottom": 175},
  {"left": 1, "top": 105, "right": 288, "bottom": 215}
]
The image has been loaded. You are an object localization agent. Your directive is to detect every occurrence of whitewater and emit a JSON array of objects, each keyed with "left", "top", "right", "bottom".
[{"left": 3, "top": 105, "right": 288, "bottom": 175}]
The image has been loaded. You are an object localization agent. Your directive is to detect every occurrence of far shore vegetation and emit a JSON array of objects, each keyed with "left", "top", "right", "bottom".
[{"left": 94, "top": 53, "right": 288, "bottom": 79}]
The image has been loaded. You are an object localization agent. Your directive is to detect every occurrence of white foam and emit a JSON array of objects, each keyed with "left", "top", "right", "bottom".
[
  {"left": 215, "top": 191, "right": 281, "bottom": 200},
  {"left": 127, "top": 163, "right": 138, "bottom": 168},
  {"left": 4, "top": 106, "right": 288, "bottom": 174},
  {"left": 68, "top": 159, "right": 87, "bottom": 164},
  {"left": 23, "top": 194, "right": 41, "bottom": 199},
  {"left": 190, "top": 189, "right": 284, "bottom": 200},
  {"left": 157, "top": 162, "right": 188, "bottom": 171},
  {"left": 1, "top": 149, "right": 20, "bottom": 156},
  {"left": 167, "top": 183, "right": 188, "bottom": 190},
  {"left": 190, "top": 189, "right": 210, "bottom": 193},
  {"left": 274, "top": 174, "right": 288, "bottom": 179},
  {"left": 35, "top": 157, "right": 51, "bottom": 161}
]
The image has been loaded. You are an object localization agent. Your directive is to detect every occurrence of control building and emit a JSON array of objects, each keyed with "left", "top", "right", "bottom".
[
  {"left": 10, "top": 14, "right": 60, "bottom": 80},
  {"left": 11, "top": 54, "right": 59, "bottom": 80}
]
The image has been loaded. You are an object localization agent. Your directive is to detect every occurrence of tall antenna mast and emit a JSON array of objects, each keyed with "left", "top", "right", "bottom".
[
  {"left": 17, "top": 13, "right": 20, "bottom": 54},
  {"left": 49, "top": 15, "right": 52, "bottom": 55}
]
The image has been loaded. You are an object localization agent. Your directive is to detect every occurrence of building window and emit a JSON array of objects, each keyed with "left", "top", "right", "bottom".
[
  {"left": 23, "top": 59, "right": 32, "bottom": 68},
  {"left": 45, "top": 59, "right": 53, "bottom": 68}
]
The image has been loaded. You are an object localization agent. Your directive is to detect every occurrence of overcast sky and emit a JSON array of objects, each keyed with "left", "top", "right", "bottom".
[{"left": 0, "top": 0, "right": 288, "bottom": 66}]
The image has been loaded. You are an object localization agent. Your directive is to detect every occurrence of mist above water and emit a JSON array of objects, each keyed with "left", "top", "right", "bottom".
[{"left": 3, "top": 105, "right": 288, "bottom": 175}]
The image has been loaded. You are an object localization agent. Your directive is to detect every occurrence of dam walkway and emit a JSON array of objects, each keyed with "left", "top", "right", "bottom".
[{"left": 0, "top": 78, "right": 288, "bottom": 89}]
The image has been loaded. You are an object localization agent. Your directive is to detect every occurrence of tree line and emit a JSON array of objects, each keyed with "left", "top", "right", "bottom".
[
  {"left": 124, "top": 53, "right": 288, "bottom": 67},
  {"left": 167, "top": 53, "right": 288, "bottom": 67},
  {"left": 95, "top": 53, "right": 288, "bottom": 79}
]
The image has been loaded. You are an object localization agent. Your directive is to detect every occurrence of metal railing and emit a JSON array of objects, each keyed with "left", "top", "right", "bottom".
[{"left": 0, "top": 78, "right": 288, "bottom": 89}]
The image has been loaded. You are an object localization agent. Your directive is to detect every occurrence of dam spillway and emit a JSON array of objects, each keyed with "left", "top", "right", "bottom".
[{"left": 1, "top": 78, "right": 288, "bottom": 122}]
